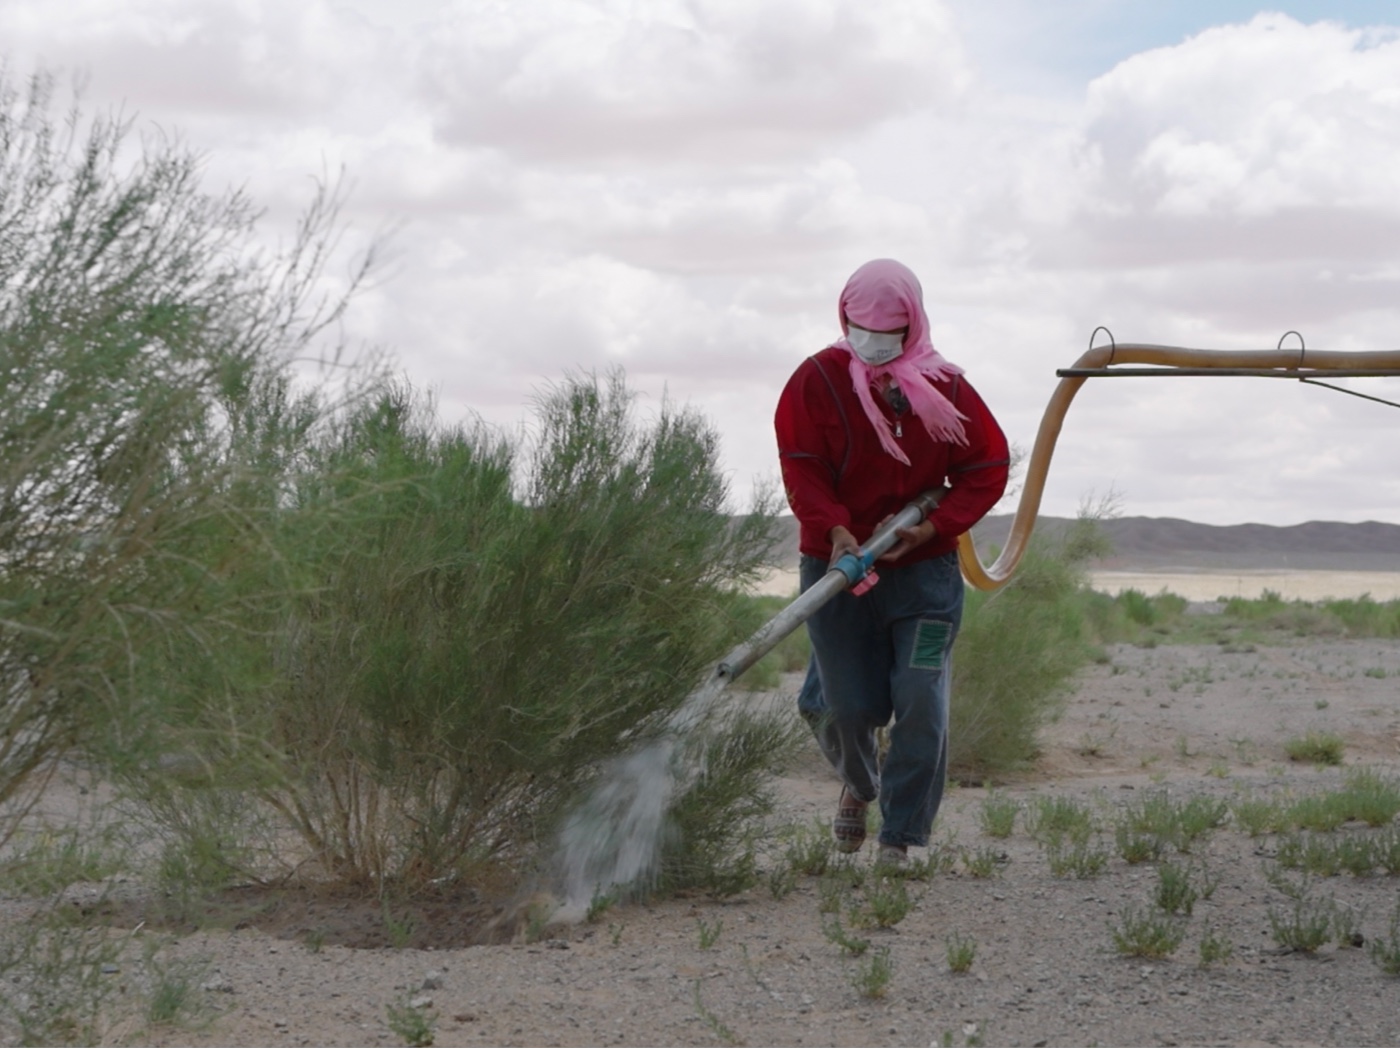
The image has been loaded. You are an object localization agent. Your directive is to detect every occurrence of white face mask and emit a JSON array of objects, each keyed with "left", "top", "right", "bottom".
[{"left": 846, "top": 324, "right": 905, "bottom": 366}]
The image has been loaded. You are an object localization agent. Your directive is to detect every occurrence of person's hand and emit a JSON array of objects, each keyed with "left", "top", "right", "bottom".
[
  {"left": 828, "top": 525, "right": 860, "bottom": 568},
  {"left": 879, "top": 519, "right": 936, "bottom": 562}
]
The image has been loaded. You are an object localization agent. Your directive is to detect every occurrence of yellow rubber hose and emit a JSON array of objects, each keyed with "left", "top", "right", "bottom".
[{"left": 957, "top": 343, "right": 1400, "bottom": 591}]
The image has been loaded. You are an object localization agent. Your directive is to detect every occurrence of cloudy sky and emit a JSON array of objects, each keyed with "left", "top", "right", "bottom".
[{"left": 6, "top": 0, "right": 1400, "bottom": 525}]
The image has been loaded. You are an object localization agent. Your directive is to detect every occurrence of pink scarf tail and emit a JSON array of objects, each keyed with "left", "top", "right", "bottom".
[{"left": 845, "top": 350, "right": 969, "bottom": 464}]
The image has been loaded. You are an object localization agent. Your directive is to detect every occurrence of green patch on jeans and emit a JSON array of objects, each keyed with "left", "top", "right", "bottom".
[{"left": 910, "top": 618, "right": 952, "bottom": 670}]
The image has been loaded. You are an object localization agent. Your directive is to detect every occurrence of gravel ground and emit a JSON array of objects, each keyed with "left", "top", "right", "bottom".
[{"left": 6, "top": 636, "right": 1400, "bottom": 1047}]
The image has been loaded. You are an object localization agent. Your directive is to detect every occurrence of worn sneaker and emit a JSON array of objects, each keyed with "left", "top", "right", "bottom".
[
  {"left": 833, "top": 787, "right": 869, "bottom": 853},
  {"left": 875, "top": 843, "right": 908, "bottom": 868}
]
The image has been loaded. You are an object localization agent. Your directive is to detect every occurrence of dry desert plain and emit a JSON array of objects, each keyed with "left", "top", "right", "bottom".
[{"left": 6, "top": 543, "right": 1400, "bottom": 1047}]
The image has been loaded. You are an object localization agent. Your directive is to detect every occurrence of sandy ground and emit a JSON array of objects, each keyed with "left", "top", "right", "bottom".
[
  {"left": 1089, "top": 570, "right": 1400, "bottom": 602},
  {"left": 6, "top": 622, "right": 1400, "bottom": 1046}
]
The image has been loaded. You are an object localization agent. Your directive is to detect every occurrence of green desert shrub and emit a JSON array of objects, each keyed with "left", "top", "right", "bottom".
[
  {"left": 1222, "top": 590, "right": 1289, "bottom": 623},
  {"left": 139, "top": 372, "right": 785, "bottom": 889},
  {"left": 657, "top": 706, "right": 803, "bottom": 895},
  {"left": 1, "top": 71, "right": 790, "bottom": 900},
  {"left": 1117, "top": 588, "right": 1188, "bottom": 631},
  {"left": 0, "top": 910, "right": 126, "bottom": 1046},
  {"left": 1321, "top": 596, "right": 1400, "bottom": 638},
  {"left": 1079, "top": 586, "right": 1188, "bottom": 645},
  {"left": 950, "top": 515, "right": 1107, "bottom": 778},
  {"left": 0, "top": 70, "right": 365, "bottom": 847},
  {"left": 1215, "top": 592, "right": 1393, "bottom": 639}
]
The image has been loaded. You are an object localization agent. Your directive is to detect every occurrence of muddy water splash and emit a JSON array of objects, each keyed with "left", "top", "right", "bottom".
[{"left": 556, "top": 674, "right": 729, "bottom": 921}]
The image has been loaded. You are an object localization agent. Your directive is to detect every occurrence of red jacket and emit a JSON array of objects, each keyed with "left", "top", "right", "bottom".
[{"left": 776, "top": 347, "right": 1010, "bottom": 563}]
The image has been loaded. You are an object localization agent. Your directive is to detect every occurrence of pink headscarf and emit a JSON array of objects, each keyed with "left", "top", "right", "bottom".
[{"left": 830, "top": 259, "right": 967, "bottom": 463}]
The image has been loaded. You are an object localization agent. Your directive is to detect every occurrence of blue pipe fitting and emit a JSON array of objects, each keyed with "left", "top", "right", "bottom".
[{"left": 831, "top": 550, "right": 875, "bottom": 587}]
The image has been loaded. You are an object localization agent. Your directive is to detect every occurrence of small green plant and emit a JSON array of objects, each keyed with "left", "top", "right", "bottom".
[
  {"left": 382, "top": 902, "right": 417, "bottom": 950},
  {"left": 978, "top": 794, "right": 1019, "bottom": 838},
  {"left": 1375, "top": 827, "right": 1400, "bottom": 875},
  {"left": 303, "top": 928, "right": 327, "bottom": 954},
  {"left": 1337, "top": 836, "right": 1381, "bottom": 876},
  {"left": 585, "top": 889, "right": 615, "bottom": 923},
  {"left": 961, "top": 846, "right": 1004, "bottom": 878},
  {"left": 523, "top": 896, "right": 554, "bottom": 946},
  {"left": 1113, "top": 824, "right": 1164, "bottom": 865},
  {"left": 1173, "top": 796, "right": 1230, "bottom": 849},
  {"left": 1125, "top": 788, "right": 1178, "bottom": 831},
  {"left": 0, "top": 905, "right": 128, "bottom": 1045},
  {"left": 1110, "top": 905, "right": 1184, "bottom": 958},
  {"left": 1339, "top": 768, "right": 1400, "bottom": 826},
  {"left": 850, "top": 875, "right": 914, "bottom": 928},
  {"left": 1287, "top": 794, "right": 1353, "bottom": 833},
  {"left": 937, "top": 1021, "right": 988, "bottom": 1047},
  {"left": 1330, "top": 901, "right": 1364, "bottom": 948},
  {"left": 696, "top": 917, "right": 724, "bottom": 950},
  {"left": 817, "top": 878, "right": 846, "bottom": 915},
  {"left": 767, "top": 863, "right": 799, "bottom": 900},
  {"left": 1274, "top": 831, "right": 1379, "bottom": 877},
  {"left": 1263, "top": 862, "right": 1312, "bottom": 900},
  {"left": 1285, "top": 731, "right": 1345, "bottom": 766},
  {"left": 821, "top": 917, "right": 871, "bottom": 957},
  {"left": 1229, "top": 736, "right": 1259, "bottom": 763},
  {"left": 608, "top": 923, "right": 624, "bottom": 947},
  {"left": 1026, "top": 795, "right": 1096, "bottom": 847},
  {"left": 1075, "top": 728, "right": 1115, "bottom": 757},
  {"left": 1268, "top": 897, "right": 1333, "bottom": 952},
  {"left": 1370, "top": 904, "right": 1400, "bottom": 976},
  {"left": 827, "top": 860, "right": 867, "bottom": 890},
  {"left": 387, "top": 997, "right": 437, "bottom": 1047},
  {"left": 1232, "top": 796, "right": 1288, "bottom": 836},
  {"left": 851, "top": 946, "right": 894, "bottom": 999},
  {"left": 692, "top": 980, "right": 740, "bottom": 1045},
  {"left": 1154, "top": 860, "right": 1200, "bottom": 917},
  {"left": 1045, "top": 840, "right": 1110, "bottom": 878},
  {"left": 1120, "top": 790, "right": 1226, "bottom": 853},
  {"left": 817, "top": 861, "right": 865, "bottom": 913},
  {"left": 2, "top": 828, "right": 127, "bottom": 897},
  {"left": 1198, "top": 927, "right": 1233, "bottom": 966},
  {"left": 781, "top": 819, "right": 835, "bottom": 876},
  {"left": 945, "top": 933, "right": 977, "bottom": 973},
  {"left": 143, "top": 950, "right": 209, "bottom": 1030},
  {"left": 917, "top": 843, "right": 959, "bottom": 879}
]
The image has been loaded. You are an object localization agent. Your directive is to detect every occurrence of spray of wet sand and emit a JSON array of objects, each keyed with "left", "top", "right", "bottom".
[{"left": 555, "top": 675, "right": 730, "bottom": 921}]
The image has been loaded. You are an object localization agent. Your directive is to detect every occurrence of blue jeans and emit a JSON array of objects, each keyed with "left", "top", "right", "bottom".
[{"left": 797, "top": 550, "right": 963, "bottom": 848}]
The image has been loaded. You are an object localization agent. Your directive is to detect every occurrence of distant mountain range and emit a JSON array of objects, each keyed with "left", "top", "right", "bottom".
[{"left": 769, "top": 515, "right": 1400, "bottom": 572}]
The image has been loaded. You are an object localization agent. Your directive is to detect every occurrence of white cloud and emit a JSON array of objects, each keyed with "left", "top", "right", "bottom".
[
  {"left": 8, "top": 1, "right": 1400, "bottom": 524},
  {"left": 421, "top": 0, "right": 968, "bottom": 164},
  {"left": 1079, "top": 14, "right": 1400, "bottom": 224},
  {"left": 510, "top": 159, "right": 932, "bottom": 274},
  {"left": 0, "top": 0, "right": 391, "bottom": 121}
]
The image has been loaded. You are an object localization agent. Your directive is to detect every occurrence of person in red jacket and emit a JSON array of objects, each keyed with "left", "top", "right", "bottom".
[{"left": 775, "top": 258, "right": 1009, "bottom": 863}]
